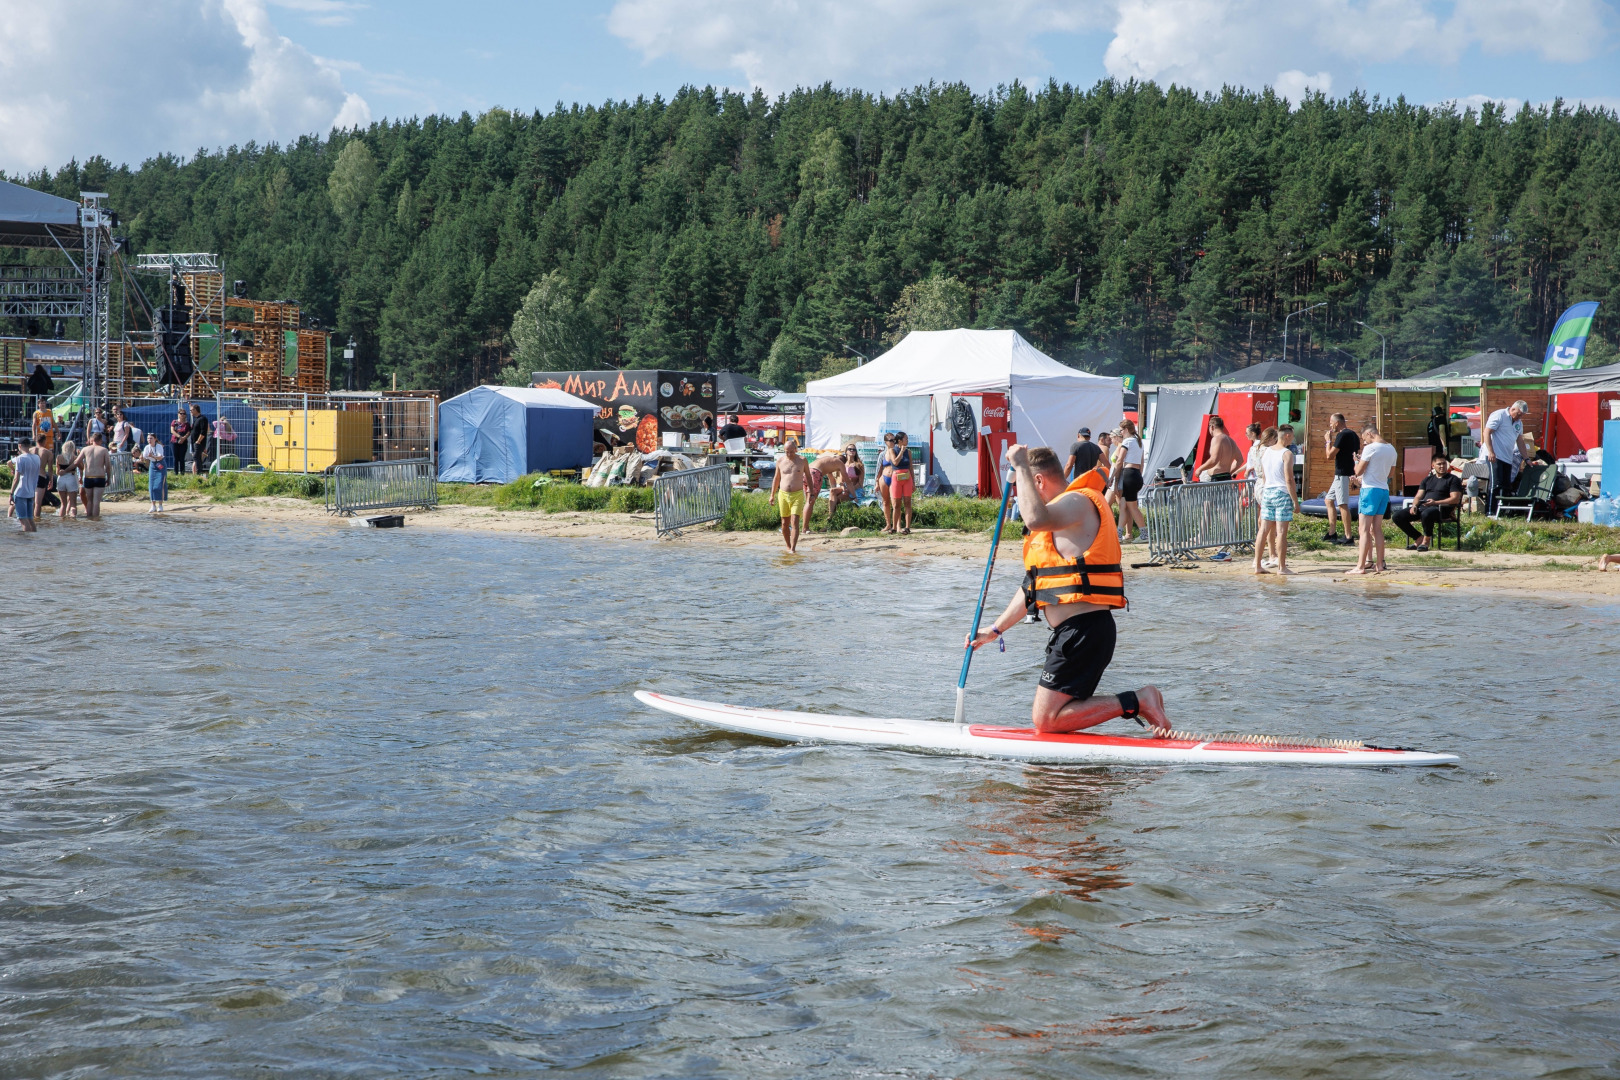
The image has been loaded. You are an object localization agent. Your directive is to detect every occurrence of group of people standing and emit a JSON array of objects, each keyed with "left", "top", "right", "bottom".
[
  {"left": 9, "top": 398, "right": 240, "bottom": 530},
  {"left": 769, "top": 432, "right": 923, "bottom": 553},
  {"left": 1063, "top": 420, "right": 1146, "bottom": 544},
  {"left": 7, "top": 432, "right": 114, "bottom": 532}
]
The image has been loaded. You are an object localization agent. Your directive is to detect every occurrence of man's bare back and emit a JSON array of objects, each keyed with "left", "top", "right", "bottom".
[
  {"left": 1202, "top": 430, "right": 1243, "bottom": 479},
  {"left": 79, "top": 443, "right": 110, "bottom": 478}
]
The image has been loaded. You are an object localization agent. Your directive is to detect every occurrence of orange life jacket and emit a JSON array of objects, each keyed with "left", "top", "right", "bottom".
[{"left": 1022, "top": 472, "right": 1126, "bottom": 611}]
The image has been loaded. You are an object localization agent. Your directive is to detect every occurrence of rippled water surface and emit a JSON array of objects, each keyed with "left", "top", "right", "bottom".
[{"left": 3, "top": 513, "right": 1617, "bottom": 1078}]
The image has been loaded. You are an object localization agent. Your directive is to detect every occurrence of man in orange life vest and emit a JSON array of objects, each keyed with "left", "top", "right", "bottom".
[{"left": 966, "top": 445, "right": 1172, "bottom": 734}]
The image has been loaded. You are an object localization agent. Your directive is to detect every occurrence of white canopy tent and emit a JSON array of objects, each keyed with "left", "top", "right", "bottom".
[{"left": 805, "top": 329, "right": 1121, "bottom": 458}]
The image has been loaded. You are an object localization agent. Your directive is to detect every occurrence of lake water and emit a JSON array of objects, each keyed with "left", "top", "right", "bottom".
[{"left": 3, "top": 514, "right": 1617, "bottom": 1078}]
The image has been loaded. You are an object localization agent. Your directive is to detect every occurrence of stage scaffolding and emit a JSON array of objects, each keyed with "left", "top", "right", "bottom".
[
  {"left": 124, "top": 253, "right": 330, "bottom": 402},
  {"left": 0, "top": 188, "right": 113, "bottom": 410}
]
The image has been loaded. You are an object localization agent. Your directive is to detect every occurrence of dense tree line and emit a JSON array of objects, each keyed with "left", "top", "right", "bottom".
[{"left": 10, "top": 80, "right": 1620, "bottom": 392}]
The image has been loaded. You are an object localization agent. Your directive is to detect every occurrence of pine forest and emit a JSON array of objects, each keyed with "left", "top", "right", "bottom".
[{"left": 11, "top": 79, "right": 1620, "bottom": 392}]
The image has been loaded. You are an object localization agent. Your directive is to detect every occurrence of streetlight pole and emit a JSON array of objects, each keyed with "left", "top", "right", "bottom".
[
  {"left": 1355, "top": 321, "right": 1387, "bottom": 380},
  {"left": 1282, "top": 302, "right": 1326, "bottom": 368}
]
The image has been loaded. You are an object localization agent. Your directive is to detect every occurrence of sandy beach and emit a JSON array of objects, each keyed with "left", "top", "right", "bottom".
[{"left": 92, "top": 491, "right": 1620, "bottom": 600}]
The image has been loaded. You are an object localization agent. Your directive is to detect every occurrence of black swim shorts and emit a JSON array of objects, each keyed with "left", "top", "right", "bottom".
[
  {"left": 1039, "top": 609, "right": 1116, "bottom": 700},
  {"left": 1120, "top": 466, "right": 1143, "bottom": 501}
]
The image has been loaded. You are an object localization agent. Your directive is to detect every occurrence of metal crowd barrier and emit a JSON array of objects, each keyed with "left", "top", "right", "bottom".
[
  {"left": 653, "top": 463, "right": 732, "bottom": 536},
  {"left": 325, "top": 458, "right": 437, "bottom": 516},
  {"left": 107, "top": 450, "right": 134, "bottom": 496},
  {"left": 1140, "top": 477, "right": 1258, "bottom": 564}
]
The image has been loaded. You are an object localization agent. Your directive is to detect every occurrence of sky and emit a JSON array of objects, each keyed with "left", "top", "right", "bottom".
[{"left": 1, "top": 0, "right": 1617, "bottom": 175}]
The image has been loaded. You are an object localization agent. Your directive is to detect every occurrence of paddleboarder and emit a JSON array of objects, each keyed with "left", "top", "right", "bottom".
[{"left": 965, "top": 444, "right": 1171, "bottom": 735}]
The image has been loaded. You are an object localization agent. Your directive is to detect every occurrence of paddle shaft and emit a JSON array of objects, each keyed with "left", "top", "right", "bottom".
[{"left": 955, "top": 465, "right": 1016, "bottom": 723}]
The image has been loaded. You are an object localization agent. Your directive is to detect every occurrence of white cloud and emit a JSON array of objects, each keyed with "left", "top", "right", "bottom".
[
  {"left": 1274, "top": 69, "right": 1333, "bottom": 103},
  {"left": 269, "top": 0, "right": 366, "bottom": 27},
  {"left": 606, "top": 0, "right": 1111, "bottom": 95},
  {"left": 1446, "top": 0, "right": 1610, "bottom": 61},
  {"left": 607, "top": 0, "right": 1615, "bottom": 104},
  {"left": 0, "top": 0, "right": 368, "bottom": 174}
]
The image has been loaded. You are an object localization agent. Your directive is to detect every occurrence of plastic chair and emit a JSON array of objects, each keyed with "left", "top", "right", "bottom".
[
  {"left": 1403, "top": 447, "right": 1433, "bottom": 490},
  {"left": 1491, "top": 464, "right": 1554, "bottom": 520}
]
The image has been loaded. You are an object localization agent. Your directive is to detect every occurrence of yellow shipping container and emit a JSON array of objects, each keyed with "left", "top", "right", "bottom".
[{"left": 257, "top": 409, "right": 372, "bottom": 471}]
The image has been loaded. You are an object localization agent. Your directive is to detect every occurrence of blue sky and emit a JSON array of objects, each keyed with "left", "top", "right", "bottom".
[
  {"left": 1, "top": 0, "right": 1616, "bottom": 174},
  {"left": 288, "top": 0, "right": 1620, "bottom": 121}
]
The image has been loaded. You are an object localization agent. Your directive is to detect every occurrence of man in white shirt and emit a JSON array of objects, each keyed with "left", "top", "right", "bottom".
[
  {"left": 1483, "top": 400, "right": 1528, "bottom": 514},
  {"left": 1348, "top": 424, "right": 1398, "bottom": 575},
  {"left": 9, "top": 440, "right": 40, "bottom": 533}
]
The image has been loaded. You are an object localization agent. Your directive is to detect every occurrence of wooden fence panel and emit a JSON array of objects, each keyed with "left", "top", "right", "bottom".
[{"left": 1306, "top": 388, "right": 1378, "bottom": 497}]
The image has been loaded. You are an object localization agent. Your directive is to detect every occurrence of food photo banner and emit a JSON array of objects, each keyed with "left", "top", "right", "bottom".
[{"left": 534, "top": 370, "right": 716, "bottom": 453}]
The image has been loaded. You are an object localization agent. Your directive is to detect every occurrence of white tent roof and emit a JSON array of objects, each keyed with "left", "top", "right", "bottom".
[
  {"left": 806, "top": 329, "right": 1116, "bottom": 397},
  {"left": 805, "top": 329, "right": 1122, "bottom": 464},
  {"left": 483, "top": 386, "right": 598, "bottom": 409}
]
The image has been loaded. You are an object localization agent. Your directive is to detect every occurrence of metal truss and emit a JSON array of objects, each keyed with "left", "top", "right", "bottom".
[
  {"left": 133, "top": 253, "right": 220, "bottom": 272},
  {"left": 80, "top": 194, "right": 111, "bottom": 408},
  {"left": 0, "top": 265, "right": 86, "bottom": 318}
]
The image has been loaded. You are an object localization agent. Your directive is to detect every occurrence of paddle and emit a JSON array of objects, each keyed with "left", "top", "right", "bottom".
[{"left": 955, "top": 459, "right": 1016, "bottom": 725}]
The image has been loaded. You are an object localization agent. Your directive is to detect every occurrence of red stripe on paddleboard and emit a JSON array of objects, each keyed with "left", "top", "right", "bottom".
[
  {"left": 968, "top": 726, "right": 1358, "bottom": 755},
  {"left": 969, "top": 726, "right": 1201, "bottom": 750}
]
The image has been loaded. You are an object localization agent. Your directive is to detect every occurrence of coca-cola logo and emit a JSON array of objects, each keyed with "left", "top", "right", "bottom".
[
  {"left": 1255, "top": 401, "right": 1276, "bottom": 412},
  {"left": 982, "top": 406, "right": 1006, "bottom": 419}
]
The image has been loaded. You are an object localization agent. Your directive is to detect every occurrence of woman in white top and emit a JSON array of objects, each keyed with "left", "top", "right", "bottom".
[
  {"left": 1240, "top": 423, "right": 1264, "bottom": 486},
  {"left": 1253, "top": 425, "right": 1300, "bottom": 575},
  {"left": 1240, "top": 424, "right": 1272, "bottom": 566},
  {"left": 141, "top": 432, "right": 167, "bottom": 513},
  {"left": 1115, "top": 419, "right": 1146, "bottom": 542}
]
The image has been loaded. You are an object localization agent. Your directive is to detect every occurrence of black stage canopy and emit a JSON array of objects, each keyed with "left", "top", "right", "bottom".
[{"left": 713, "top": 371, "right": 802, "bottom": 413}]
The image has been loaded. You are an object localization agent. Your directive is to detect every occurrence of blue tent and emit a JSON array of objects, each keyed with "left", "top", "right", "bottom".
[{"left": 438, "top": 386, "right": 597, "bottom": 483}]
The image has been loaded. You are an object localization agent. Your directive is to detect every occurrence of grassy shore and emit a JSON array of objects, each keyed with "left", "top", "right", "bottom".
[{"left": 156, "top": 470, "right": 1620, "bottom": 556}]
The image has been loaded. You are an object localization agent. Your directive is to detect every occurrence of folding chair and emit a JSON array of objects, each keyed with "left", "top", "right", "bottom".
[{"left": 1491, "top": 464, "right": 1554, "bottom": 520}]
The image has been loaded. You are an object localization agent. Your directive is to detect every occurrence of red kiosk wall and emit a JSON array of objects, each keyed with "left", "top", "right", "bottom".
[
  {"left": 978, "top": 393, "right": 1009, "bottom": 433},
  {"left": 1194, "top": 392, "right": 1276, "bottom": 474},
  {"left": 1550, "top": 392, "right": 1620, "bottom": 457},
  {"left": 1219, "top": 392, "right": 1276, "bottom": 458},
  {"left": 979, "top": 431, "right": 1016, "bottom": 496},
  {"left": 948, "top": 392, "right": 1009, "bottom": 496},
  {"left": 1190, "top": 414, "right": 1216, "bottom": 474}
]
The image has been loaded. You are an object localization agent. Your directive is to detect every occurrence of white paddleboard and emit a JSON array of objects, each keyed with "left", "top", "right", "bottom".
[{"left": 635, "top": 691, "right": 1459, "bottom": 767}]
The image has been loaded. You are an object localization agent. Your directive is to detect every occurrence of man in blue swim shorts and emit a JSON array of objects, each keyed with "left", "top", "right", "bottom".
[{"left": 1349, "top": 424, "right": 1397, "bottom": 575}]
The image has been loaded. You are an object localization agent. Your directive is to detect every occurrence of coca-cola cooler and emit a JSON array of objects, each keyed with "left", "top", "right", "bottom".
[{"left": 934, "top": 392, "right": 1010, "bottom": 496}]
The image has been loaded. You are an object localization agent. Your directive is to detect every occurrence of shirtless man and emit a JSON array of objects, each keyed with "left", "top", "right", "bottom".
[
  {"left": 1198, "top": 415, "right": 1244, "bottom": 481},
  {"left": 802, "top": 449, "right": 846, "bottom": 530},
  {"left": 965, "top": 444, "right": 1171, "bottom": 734},
  {"left": 770, "top": 438, "right": 810, "bottom": 553},
  {"left": 77, "top": 432, "right": 111, "bottom": 520}
]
